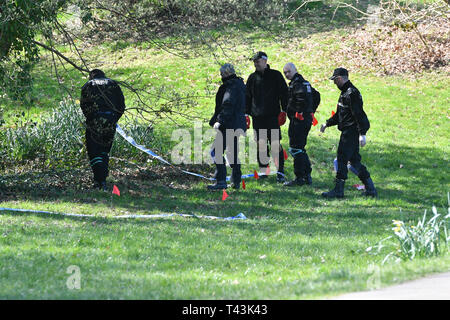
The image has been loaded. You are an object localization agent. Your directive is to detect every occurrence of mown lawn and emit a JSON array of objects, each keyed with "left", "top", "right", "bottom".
[{"left": 0, "top": 13, "right": 449, "bottom": 299}]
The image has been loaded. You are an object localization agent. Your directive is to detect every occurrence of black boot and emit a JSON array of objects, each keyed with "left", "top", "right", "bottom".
[
  {"left": 292, "top": 152, "right": 312, "bottom": 186},
  {"left": 284, "top": 177, "right": 306, "bottom": 187},
  {"left": 305, "top": 174, "right": 312, "bottom": 185},
  {"left": 322, "top": 179, "right": 345, "bottom": 198},
  {"left": 207, "top": 181, "right": 227, "bottom": 190},
  {"left": 230, "top": 164, "right": 241, "bottom": 189},
  {"left": 361, "top": 177, "right": 377, "bottom": 197}
]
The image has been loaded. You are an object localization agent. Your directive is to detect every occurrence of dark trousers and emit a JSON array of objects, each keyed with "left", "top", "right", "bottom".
[
  {"left": 253, "top": 116, "right": 284, "bottom": 173},
  {"left": 288, "top": 116, "right": 312, "bottom": 179},
  {"left": 212, "top": 130, "right": 242, "bottom": 184},
  {"left": 336, "top": 126, "right": 370, "bottom": 181},
  {"left": 85, "top": 120, "right": 116, "bottom": 183}
]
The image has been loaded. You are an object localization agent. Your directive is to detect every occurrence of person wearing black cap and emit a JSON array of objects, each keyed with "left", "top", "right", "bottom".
[
  {"left": 320, "top": 67, "right": 377, "bottom": 198},
  {"left": 246, "top": 51, "right": 288, "bottom": 182},
  {"left": 207, "top": 63, "right": 247, "bottom": 190},
  {"left": 282, "top": 62, "right": 314, "bottom": 187},
  {"left": 80, "top": 69, "right": 125, "bottom": 190}
]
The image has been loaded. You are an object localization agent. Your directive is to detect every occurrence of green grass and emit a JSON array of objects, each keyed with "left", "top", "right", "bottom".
[
  {"left": 1, "top": 181, "right": 449, "bottom": 299},
  {"left": 1, "top": 7, "right": 449, "bottom": 299}
]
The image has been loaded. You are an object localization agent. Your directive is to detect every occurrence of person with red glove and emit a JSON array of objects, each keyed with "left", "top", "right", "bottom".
[
  {"left": 246, "top": 51, "right": 288, "bottom": 183},
  {"left": 282, "top": 63, "right": 314, "bottom": 187},
  {"left": 278, "top": 110, "right": 287, "bottom": 126}
]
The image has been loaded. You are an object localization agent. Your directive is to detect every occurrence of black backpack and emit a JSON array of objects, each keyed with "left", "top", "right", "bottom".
[
  {"left": 303, "top": 81, "right": 321, "bottom": 113},
  {"left": 311, "top": 86, "right": 321, "bottom": 113}
]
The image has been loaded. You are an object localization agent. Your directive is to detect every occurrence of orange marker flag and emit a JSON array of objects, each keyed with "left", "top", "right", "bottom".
[
  {"left": 222, "top": 189, "right": 229, "bottom": 201},
  {"left": 283, "top": 149, "right": 288, "bottom": 160},
  {"left": 112, "top": 185, "right": 120, "bottom": 196},
  {"left": 242, "top": 180, "right": 246, "bottom": 190},
  {"left": 254, "top": 170, "right": 259, "bottom": 179},
  {"left": 331, "top": 110, "right": 336, "bottom": 117}
]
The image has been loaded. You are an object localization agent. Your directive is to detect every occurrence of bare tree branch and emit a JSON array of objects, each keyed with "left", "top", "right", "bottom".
[{"left": 32, "top": 40, "right": 90, "bottom": 73}]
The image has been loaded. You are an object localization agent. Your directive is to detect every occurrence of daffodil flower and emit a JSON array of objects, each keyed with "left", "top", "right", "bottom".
[{"left": 392, "top": 220, "right": 403, "bottom": 227}]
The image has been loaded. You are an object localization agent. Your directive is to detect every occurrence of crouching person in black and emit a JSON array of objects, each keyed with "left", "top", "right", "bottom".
[
  {"left": 208, "top": 63, "right": 246, "bottom": 190},
  {"left": 320, "top": 68, "right": 377, "bottom": 198},
  {"left": 80, "top": 69, "right": 125, "bottom": 190},
  {"left": 282, "top": 63, "right": 313, "bottom": 187}
]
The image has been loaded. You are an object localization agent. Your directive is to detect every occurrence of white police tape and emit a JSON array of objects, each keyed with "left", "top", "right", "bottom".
[
  {"left": 115, "top": 124, "right": 285, "bottom": 181},
  {"left": 0, "top": 207, "right": 247, "bottom": 221},
  {"left": 115, "top": 124, "right": 172, "bottom": 166}
]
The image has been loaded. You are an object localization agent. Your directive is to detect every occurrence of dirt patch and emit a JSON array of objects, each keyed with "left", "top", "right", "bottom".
[
  {"left": 0, "top": 162, "right": 213, "bottom": 201},
  {"left": 334, "top": 20, "right": 449, "bottom": 76}
]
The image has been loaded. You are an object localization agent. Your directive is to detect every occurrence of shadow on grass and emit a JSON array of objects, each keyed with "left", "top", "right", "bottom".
[
  {"left": 1, "top": 123, "right": 448, "bottom": 226},
  {"left": 1, "top": 134, "right": 448, "bottom": 200},
  {"left": 0, "top": 199, "right": 402, "bottom": 240}
]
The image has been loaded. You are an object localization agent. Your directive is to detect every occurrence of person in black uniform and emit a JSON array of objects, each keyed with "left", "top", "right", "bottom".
[
  {"left": 320, "top": 68, "right": 377, "bottom": 198},
  {"left": 282, "top": 63, "right": 313, "bottom": 187},
  {"left": 208, "top": 63, "right": 247, "bottom": 190},
  {"left": 246, "top": 51, "right": 288, "bottom": 182},
  {"left": 80, "top": 69, "right": 125, "bottom": 190}
]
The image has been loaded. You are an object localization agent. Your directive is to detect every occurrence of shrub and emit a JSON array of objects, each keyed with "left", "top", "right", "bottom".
[
  {"left": 367, "top": 196, "right": 450, "bottom": 263},
  {"left": 39, "top": 97, "right": 86, "bottom": 168},
  {"left": 4, "top": 120, "right": 47, "bottom": 162},
  {"left": 0, "top": 97, "right": 156, "bottom": 169}
]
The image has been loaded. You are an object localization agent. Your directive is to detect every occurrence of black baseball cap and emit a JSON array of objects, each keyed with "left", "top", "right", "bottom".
[
  {"left": 251, "top": 51, "right": 268, "bottom": 61},
  {"left": 329, "top": 67, "right": 348, "bottom": 80}
]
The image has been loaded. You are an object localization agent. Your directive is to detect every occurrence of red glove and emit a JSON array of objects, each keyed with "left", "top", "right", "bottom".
[
  {"left": 278, "top": 111, "right": 286, "bottom": 126},
  {"left": 311, "top": 113, "right": 318, "bottom": 126},
  {"left": 245, "top": 115, "right": 250, "bottom": 129},
  {"left": 295, "top": 112, "right": 304, "bottom": 120}
]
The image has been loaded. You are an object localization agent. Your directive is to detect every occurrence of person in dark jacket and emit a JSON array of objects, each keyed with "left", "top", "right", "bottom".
[
  {"left": 208, "top": 63, "right": 247, "bottom": 190},
  {"left": 282, "top": 63, "right": 314, "bottom": 187},
  {"left": 320, "top": 68, "right": 377, "bottom": 198},
  {"left": 80, "top": 69, "right": 125, "bottom": 190},
  {"left": 246, "top": 51, "right": 288, "bottom": 182}
]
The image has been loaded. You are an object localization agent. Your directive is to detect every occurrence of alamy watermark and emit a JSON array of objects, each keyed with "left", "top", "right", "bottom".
[{"left": 66, "top": 265, "right": 81, "bottom": 290}]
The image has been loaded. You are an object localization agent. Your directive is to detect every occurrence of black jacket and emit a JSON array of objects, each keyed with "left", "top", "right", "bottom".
[
  {"left": 326, "top": 81, "right": 370, "bottom": 135},
  {"left": 209, "top": 75, "right": 246, "bottom": 131},
  {"left": 285, "top": 73, "right": 314, "bottom": 119},
  {"left": 245, "top": 65, "right": 288, "bottom": 117},
  {"left": 80, "top": 76, "right": 125, "bottom": 124}
]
